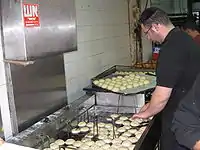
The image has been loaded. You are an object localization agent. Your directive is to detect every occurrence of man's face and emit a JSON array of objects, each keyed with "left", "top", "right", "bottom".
[{"left": 141, "top": 24, "right": 162, "bottom": 43}]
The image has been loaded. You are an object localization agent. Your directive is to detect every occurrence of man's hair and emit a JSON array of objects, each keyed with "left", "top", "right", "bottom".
[
  {"left": 139, "top": 7, "right": 172, "bottom": 27},
  {"left": 182, "top": 20, "right": 199, "bottom": 31}
]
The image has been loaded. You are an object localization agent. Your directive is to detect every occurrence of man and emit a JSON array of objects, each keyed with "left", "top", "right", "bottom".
[
  {"left": 132, "top": 7, "right": 200, "bottom": 150},
  {"left": 172, "top": 73, "right": 200, "bottom": 150},
  {"left": 182, "top": 20, "right": 200, "bottom": 45}
]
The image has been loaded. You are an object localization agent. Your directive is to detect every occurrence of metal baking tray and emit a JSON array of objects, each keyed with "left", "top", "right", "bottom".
[{"left": 83, "top": 65, "right": 156, "bottom": 96}]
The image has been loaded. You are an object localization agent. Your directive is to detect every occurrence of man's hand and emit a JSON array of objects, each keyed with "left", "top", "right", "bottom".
[
  {"left": 193, "top": 140, "right": 200, "bottom": 150},
  {"left": 131, "top": 103, "right": 150, "bottom": 119},
  {"left": 132, "top": 111, "right": 151, "bottom": 119}
]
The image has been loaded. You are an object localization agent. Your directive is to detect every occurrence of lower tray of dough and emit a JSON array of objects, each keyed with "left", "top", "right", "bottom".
[{"left": 42, "top": 106, "right": 153, "bottom": 150}]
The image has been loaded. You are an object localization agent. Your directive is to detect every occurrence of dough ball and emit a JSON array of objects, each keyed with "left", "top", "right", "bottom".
[
  {"left": 106, "top": 117, "right": 113, "bottom": 121},
  {"left": 105, "top": 123, "right": 113, "bottom": 129},
  {"left": 109, "top": 82, "right": 115, "bottom": 86},
  {"left": 55, "top": 139, "right": 65, "bottom": 145},
  {"left": 87, "top": 122, "right": 94, "bottom": 128},
  {"left": 135, "top": 75, "right": 140, "bottom": 79},
  {"left": 71, "top": 128, "right": 80, "bottom": 134},
  {"left": 119, "top": 116, "right": 128, "bottom": 121},
  {"left": 139, "top": 82, "right": 144, "bottom": 86},
  {"left": 124, "top": 125, "right": 131, "bottom": 130},
  {"left": 133, "top": 83, "right": 139, "bottom": 88},
  {"left": 144, "top": 80, "right": 150, "bottom": 85},
  {"left": 128, "top": 137, "right": 138, "bottom": 143},
  {"left": 102, "top": 144, "right": 110, "bottom": 149},
  {"left": 123, "top": 121, "right": 130, "bottom": 126},
  {"left": 80, "top": 127, "right": 89, "bottom": 133},
  {"left": 90, "top": 144, "right": 100, "bottom": 150},
  {"left": 122, "top": 131, "right": 132, "bottom": 137},
  {"left": 124, "top": 75, "right": 130, "bottom": 79},
  {"left": 122, "top": 140, "right": 132, "bottom": 147},
  {"left": 85, "top": 133, "right": 94, "bottom": 138},
  {"left": 107, "top": 85, "right": 114, "bottom": 90},
  {"left": 112, "top": 87, "right": 120, "bottom": 92},
  {"left": 112, "top": 77, "right": 117, "bottom": 80},
  {"left": 117, "top": 127, "right": 126, "bottom": 133},
  {"left": 98, "top": 82, "right": 103, "bottom": 87},
  {"left": 93, "top": 80, "right": 99, "bottom": 85},
  {"left": 128, "top": 129, "right": 137, "bottom": 134},
  {"left": 81, "top": 138, "right": 91, "bottom": 143},
  {"left": 126, "top": 84, "right": 133, "bottom": 89},
  {"left": 110, "top": 148, "right": 117, "bottom": 150},
  {"left": 122, "top": 83, "right": 128, "bottom": 86},
  {"left": 120, "top": 86, "right": 126, "bottom": 91},
  {"left": 135, "top": 132, "right": 142, "bottom": 139},
  {"left": 105, "top": 78, "right": 112, "bottom": 82},
  {"left": 112, "top": 138, "right": 122, "bottom": 144},
  {"left": 127, "top": 79, "right": 132, "bottom": 82},
  {"left": 81, "top": 143, "right": 90, "bottom": 150},
  {"left": 65, "top": 139, "right": 75, "bottom": 145},
  {"left": 139, "top": 126, "right": 146, "bottom": 132},
  {"left": 99, "top": 79, "right": 105, "bottom": 83},
  {"left": 130, "top": 121, "right": 140, "bottom": 127},
  {"left": 70, "top": 120, "right": 78, "bottom": 127},
  {"left": 98, "top": 122, "right": 105, "bottom": 128},
  {"left": 117, "top": 76, "right": 123, "bottom": 79},
  {"left": 119, "top": 136, "right": 128, "bottom": 141},
  {"left": 50, "top": 143, "right": 59, "bottom": 149},
  {"left": 115, "top": 84, "right": 121, "bottom": 88},
  {"left": 102, "top": 84, "right": 108, "bottom": 89},
  {"left": 78, "top": 122, "right": 86, "bottom": 127},
  {"left": 111, "top": 114, "right": 119, "bottom": 119},
  {"left": 129, "top": 144, "right": 136, "bottom": 150},
  {"left": 115, "top": 120, "right": 123, "bottom": 125},
  {"left": 95, "top": 140, "right": 105, "bottom": 146},
  {"left": 118, "top": 146, "right": 129, "bottom": 150},
  {"left": 98, "top": 134, "right": 107, "bottom": 140},
  {"left": 73, "top": 141, "right": 82, "bottom": 147},
  {"left": 103, "top": 138, "right": 112, "bottom": 144},
  {"left": 85, "top": 140, "right": 95, "bottom": 146},
  {"left": 111, "top": 143, "right": 121, "bottom": 149},
  {"left": 140, "top": 76, "right": 146, "bottom": 80}
]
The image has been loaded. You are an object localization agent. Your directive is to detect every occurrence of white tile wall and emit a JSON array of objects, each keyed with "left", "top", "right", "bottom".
[{"left": 64, "top": 0, "right": 131, "bottom": 103}]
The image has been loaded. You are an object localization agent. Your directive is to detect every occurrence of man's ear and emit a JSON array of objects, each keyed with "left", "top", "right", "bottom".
[{"left": 151, "top": 23, "right": 160, "bottom": 32}]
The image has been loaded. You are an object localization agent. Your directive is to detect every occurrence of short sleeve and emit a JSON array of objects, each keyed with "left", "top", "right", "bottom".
[{"left": 156, "top": 44, "right": 188, "bottom": 88}]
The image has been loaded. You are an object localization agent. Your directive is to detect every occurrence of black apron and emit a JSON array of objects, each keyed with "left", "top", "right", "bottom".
[{"left": 160, "top": 88, "right": 189, "bottom": 150}]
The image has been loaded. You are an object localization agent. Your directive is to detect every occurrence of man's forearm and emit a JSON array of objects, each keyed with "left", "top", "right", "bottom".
[
  {"left": 132, "top": 86, "right": 172, "bottom": 119},
  {"left": 146, "top": 92, "right": 169, "bottom": 116}
]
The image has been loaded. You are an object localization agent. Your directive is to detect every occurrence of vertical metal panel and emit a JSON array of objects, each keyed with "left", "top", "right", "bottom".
[
  {"left": 2, "top": 0, "right": 77, "bottom": 60},
  {"left": 10, "top": 55, "right": 67, "bottom": 128},
  {"left": 2, "top": 0, "right": 27, "bottom": 60}
]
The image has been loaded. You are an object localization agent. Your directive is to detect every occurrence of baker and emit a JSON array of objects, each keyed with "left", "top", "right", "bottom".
[
  {"left": 172, "top": 73, "right": 200, "bottom": 150},
  {"left": 132, "top": 7, "right": 200, "bottom": 150},
  {"left": 181, "top": 20, "right": 200, "bottom": 46}
]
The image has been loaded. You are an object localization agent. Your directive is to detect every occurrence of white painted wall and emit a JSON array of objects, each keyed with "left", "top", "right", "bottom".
[{"left": 64, "top": 0, "right": 131, "bottom": 103}]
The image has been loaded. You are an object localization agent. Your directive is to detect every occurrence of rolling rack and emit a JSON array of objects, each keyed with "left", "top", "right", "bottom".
[{"left": 83, "top": 65, "right": 161, "bottom": 150}]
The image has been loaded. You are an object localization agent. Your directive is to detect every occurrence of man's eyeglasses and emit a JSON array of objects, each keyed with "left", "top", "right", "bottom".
[{"left": 144, "top": 26, "right": 152, "bottom": 36}]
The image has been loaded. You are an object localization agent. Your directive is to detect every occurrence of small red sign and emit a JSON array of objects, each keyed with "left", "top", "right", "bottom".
[{"left": 23, "top": 3, "right": 40, "bottom": 27}]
